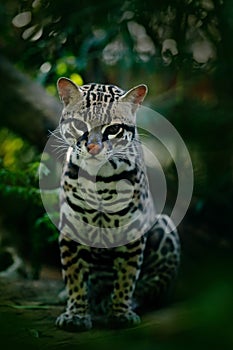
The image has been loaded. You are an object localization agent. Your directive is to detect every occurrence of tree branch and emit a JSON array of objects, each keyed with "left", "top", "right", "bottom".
[{"left": 0, "top": 55, "right": 61, "bottom": 150}]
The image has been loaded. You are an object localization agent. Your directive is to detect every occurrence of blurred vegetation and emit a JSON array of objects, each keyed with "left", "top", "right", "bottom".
[
  {"left": 0, "top": 0, "right": 232, "bottom": 346},
  {"left": 0, "top": 128, "right": 58, "bottom": 277}
]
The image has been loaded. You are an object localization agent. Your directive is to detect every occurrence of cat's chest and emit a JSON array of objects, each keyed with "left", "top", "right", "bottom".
[{"left": 62, "top": 156, "right": 140, "bottom": 211}]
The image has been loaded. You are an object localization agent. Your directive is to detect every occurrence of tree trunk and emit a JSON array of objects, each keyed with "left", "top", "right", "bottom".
[{"left": 0, "top": 55, "right": 61, "bottom": 150}]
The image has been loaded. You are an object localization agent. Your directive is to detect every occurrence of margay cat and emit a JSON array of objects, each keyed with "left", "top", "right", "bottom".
[{"left": 55, "top": 77, "right": 180, "bottom": 331}]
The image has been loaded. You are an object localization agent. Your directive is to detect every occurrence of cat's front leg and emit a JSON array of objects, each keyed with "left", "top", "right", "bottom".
[
  {"left": 56, "top": 235, "right": 92, "bottom": 331},
  {"left": 109, "top": 238, "right": 146, "bottom": 327}
]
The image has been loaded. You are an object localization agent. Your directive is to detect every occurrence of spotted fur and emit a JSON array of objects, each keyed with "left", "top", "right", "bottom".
[{"left": 55, "top": 78, "right": 180, "bottom": 331}]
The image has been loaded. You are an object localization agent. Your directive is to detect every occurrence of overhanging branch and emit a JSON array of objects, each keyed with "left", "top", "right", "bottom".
[{"left": 0, "top": 55, "right": 61, "bottom": 150}]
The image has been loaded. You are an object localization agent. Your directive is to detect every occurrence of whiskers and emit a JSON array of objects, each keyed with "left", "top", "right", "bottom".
[
  {"left": 48, "top": 127, "right": 64, "bottom": 143},
  {"left": 47, "top": 128, "right": 143, "bottom": 164},
  {"left": 109, "top": 138, "right": 144, "bottom": 167},
  {"left": 48, "top": 128, "right": 69, "bottom": 160}
]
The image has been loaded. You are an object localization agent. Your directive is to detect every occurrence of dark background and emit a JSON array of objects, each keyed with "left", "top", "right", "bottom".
[{"left": 0, "top": 0, "right": 232, "bottom": 349}]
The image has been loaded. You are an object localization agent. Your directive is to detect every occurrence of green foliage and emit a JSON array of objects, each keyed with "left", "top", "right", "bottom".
[
  {"left": 0, "top": 128, "right": 36, "bottom": 170},
  {"left": 34, "top": 213, "right": 59, "bottom": 243},
  {"left": 0, "top": 129, "right": 59, "bottom": 277},
  {"left": 1, "top": 0, "right": 226, "bottom": 86},
  {"left": 0, "top": 164, "right": 39, "bottom": 202}
]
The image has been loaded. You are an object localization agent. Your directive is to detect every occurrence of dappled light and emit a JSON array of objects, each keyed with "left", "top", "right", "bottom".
[
  {"left": 8, "top": 0, "right": 221, "bottom": 71},
  {"left": 12, "top": 11, "right": 32, "bottom": 28}
]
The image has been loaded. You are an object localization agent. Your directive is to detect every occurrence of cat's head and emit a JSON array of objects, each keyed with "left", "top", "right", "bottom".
[{"left": 57, "top": 77, "right": 147, "bottom": 159}]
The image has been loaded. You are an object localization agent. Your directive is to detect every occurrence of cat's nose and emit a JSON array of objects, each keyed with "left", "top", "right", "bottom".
[{"left": 87, "top": 143, "right": 102, "bottom": 155}]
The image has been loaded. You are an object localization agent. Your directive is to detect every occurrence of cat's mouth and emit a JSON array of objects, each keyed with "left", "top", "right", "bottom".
[{"left": 82, "top": 151, "right": 109, "bottom": 163}]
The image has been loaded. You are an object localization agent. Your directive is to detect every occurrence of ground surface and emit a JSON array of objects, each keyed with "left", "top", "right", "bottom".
[{"left": 0, "top": 264, "right": 232, "bottom": 350}]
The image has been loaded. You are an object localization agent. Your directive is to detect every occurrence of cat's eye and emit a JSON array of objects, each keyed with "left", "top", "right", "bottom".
[{"left": 105, "top": 124, "right": 122, "bottom": 135}]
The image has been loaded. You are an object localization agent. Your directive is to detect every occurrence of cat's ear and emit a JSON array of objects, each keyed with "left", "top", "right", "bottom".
[
  {"left": 120, "top": 84, "right": 148, "bottom": 107},
  {"left": 57, "top": 77, "right": 82, "bottom": 106}
]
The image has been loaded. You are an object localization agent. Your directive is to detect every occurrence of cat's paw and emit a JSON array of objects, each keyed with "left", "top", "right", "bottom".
[
  {"left": 108, "top": 310, "right": 141, "bottom": 328},
  {"left": 55, "top": 312, "right": 92, "bottom": 332}
]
